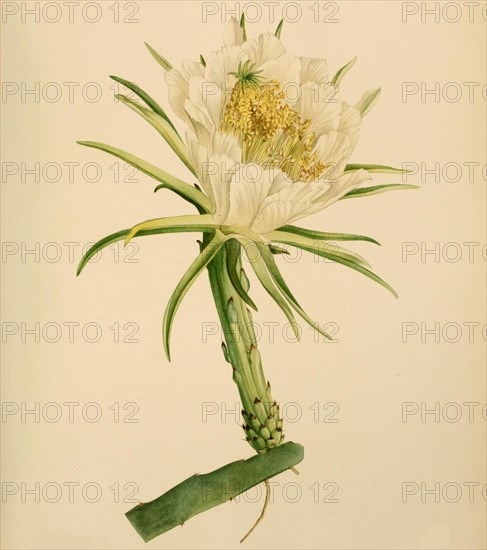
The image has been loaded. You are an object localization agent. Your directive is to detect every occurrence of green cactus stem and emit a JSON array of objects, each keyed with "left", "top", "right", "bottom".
[{"left": 125, "top": 442, "right": 304, "bottom": 542}]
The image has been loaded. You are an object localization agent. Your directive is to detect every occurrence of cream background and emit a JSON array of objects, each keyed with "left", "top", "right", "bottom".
[{"left": 1, "top": 1, "right": 486, "bottom": 549}]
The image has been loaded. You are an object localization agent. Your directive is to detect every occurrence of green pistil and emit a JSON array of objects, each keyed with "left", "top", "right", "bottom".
[{"left": 229, "top": 60, "right": 264, "bottom": 88}]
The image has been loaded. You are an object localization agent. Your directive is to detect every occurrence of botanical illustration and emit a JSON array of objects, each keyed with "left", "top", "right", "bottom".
[{"left": 77, "top": 17, "right": 415, "bottom": 543}]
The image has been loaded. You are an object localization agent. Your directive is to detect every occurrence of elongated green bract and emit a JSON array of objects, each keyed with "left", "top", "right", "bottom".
[
  {"left": 356, "top": 88, "right": 381, "bottom": 117},
  {"left": 152, "top": 183, "right": 207, "bottom": 214},
  {"left": 77, "top": 141, "right": 210, "bottom": 211},
  {"left": 275, "top": 19, "right": 284, "bottom": 38},
  {"left": 126, "top": 442, "right": 304, "bottom": 542},
  {"left": 116, "top": 94, "right": 196, "bottom": 176},
  {"left": 145, "top": 42, "right": 172, "bottom": 70},
  {"left": 266, "top": 231, "right": 397, "bottom": 297},
  {"left": 331, "top": 56, "right": 357, "bottom": 86},
  {"left": 268, "top": 230, "right": 372, "bottom": 267},
  {"left": 278, "top": 225, "right": 380, "bottom": 245},
  {"left": 256, "top": 243, "right": 333, "bottom": 341},
  {"left": 294, "top": 243, "right": 398, "bottom": 298},
  {"left": 225, "top": 240, "right": 258, "bottom": 311},
  {"left": 124, "top": 214, "right": 217, "bottom": 245},
  {"left": 77, "top": 225, "right": 215, "bottom": 276},
  {"left": 342, "top": 184, "right": 419, "bottom": 199},
  {"left": 233, "top": 236, "right": 301, "bottom": 341},
  {"left": 345, "top": 163, "right": 411, "bottom": 174},
  {"left": 163, "top": 232, "right": 227, "bottom": 360},
  {"left": 110, "top": 75, "right": 179, "bottom": 133},
  {"left": 240, "top": 13, "right": 247, "bottom": 41}
]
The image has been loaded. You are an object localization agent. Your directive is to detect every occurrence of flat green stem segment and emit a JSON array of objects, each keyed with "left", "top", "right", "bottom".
[{"left": 125, "top": 442, "right": 304, "bottom": 542}]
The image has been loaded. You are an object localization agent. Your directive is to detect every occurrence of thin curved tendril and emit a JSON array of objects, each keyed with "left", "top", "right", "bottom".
[{"left": 240, "top": 479, "right": 271, "bottom": 544}]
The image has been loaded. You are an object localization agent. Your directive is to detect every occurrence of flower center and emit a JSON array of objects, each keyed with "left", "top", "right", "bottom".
[{"left": 221, "top": 77, "right": 326, "bottom": 183}]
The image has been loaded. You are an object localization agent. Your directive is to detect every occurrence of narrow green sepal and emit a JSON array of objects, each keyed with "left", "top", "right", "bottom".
[
  {"left": 109, "top": 75, "right": 179, "bottom": 134},
  {"left": 234, "top": 236, "right": 301, "bottom": 342},
  {"left": 306, "top": 245, "right": 398, "bottom": 298},
  {"left": 342, "top": 184, "right": 419, "bottom": 199},
  {"left": 124, "top": 214, "right": 218, "bottom": 246},
  {"left": 77, "top": 221, "right": 216, "bottom": 277},
  {"left": 145, "top": 42, "right": 172, "bottom": 70},
  {"left": 257, "top": 243, "right": 334, "bottom": 341},
  {"left": 239, "top": 14, "right": 247, "bottom": 41},
  {"left": 278, "top": 225, "right": 380, "bottom": 245},
  {"left": 345, "top": 163, "right": 411, "bottom": 174},
  {"left": 76, "top": 141, "right": 210, "bottom": 212},
  {"left": 115, "top": 94, "right": 195, "bottom": 176},
  {"left": 267, "top": 231, "right": 397, "bottom": 298},
  {"left": 275, "top": 19, "right": 284, "bottom": 38},
  {"left": 267, "top": 230, "right": 372, "bottom": 267},
  {"left": 332, "top": 56, "right": 357, "bottom": 86},
  {"left": 225, "top": 241, "right": 258, "bottom": 311},
  {"left": 356, "top": 87, "right": 381, "bottom": 117},
  {"left": 163, "top": 233, "right": 228, "bottom": 361}
]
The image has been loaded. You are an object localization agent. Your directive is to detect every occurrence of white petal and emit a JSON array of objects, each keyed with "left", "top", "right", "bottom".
[
  {"left": 211, "top": 131, "right": 242, "bottom": 162},
  {"left": 267, "top": 169, "right": 292, "bottom": 195},
  {"left": 315, "top": 131, "right": 344, "bottom": 160},
  {"left": 186, "top": 123, "right": 211, "bottom": 152},
  {"left": 186, "top": 135, "right": 211, "bottom": 191},
  {"left": 314, "top": 131, "right": 351, "bottom": 177},
  {"left": 187, "top": 125, "right": 241, "bottom": 160},
  {"left": 251, "top": 200, "right": 313, "bottom": 235},
  {"left": 204, "top": 45, "right": 248, "bottom": 93},
  {"left": 299, "top": 57, "right": 329, "bottom": 85},
  {"left": 184, "top": 99, "right": 214, "bottom": 132},
  {"left": 187, "top": 76, "right": 223, "bottom": 128},
  {"left": 294, "top": 82, "right": 342, "bottom": 136},
  {"left": 306, "top": 168, "right": 371, "bottom": 215},
  {"left": 186, "top": 129, "right": 242, "bottom": 187},
  {"left": 312, "top": 102, "right": 362, "bottom": 178},
  {"left": 339, "top": 102, "right": 361, "bottom": 152},
  {"left": 223, "top": 17, "right": 244, "bottom": 46},
  {"left": 259, "top": 54, "right": 301, "bottom": 94},
  {"left": 331, "top": 168, "right": 371, "bottom": 200},
  {"left": 205, "top": 154, "right": 236, "bottom": 223},
  {"left": 224, "top": 165, "right": 276, "bottom": 227},
  {"left": 187, "top": 146, "right": 236, "bottom": 223},
  {"left": 242, "top": 33, "right": 286, "bottom": 66},
  {"left": 165, "top": 69, "right": 191, "bottom": 125},
  {"left": 250, "top": 179, "right": 332, "bottom": 234},
  {"left": 165, "top": 62, "right": 205, "bottom": 126},
  {"left": 265, "top": 179, "right": 330, "bottom": 206},
  {"left": 181, "top": 60, "right": 205, "bottom": 80},
  {"left": 252, "top": 179, "right": 340, "bottom": 234}
]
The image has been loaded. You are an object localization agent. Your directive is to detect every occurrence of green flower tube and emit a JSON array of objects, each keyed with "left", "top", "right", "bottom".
[{"left": 205, "top": 238, "right": 284, "bottom": 453}]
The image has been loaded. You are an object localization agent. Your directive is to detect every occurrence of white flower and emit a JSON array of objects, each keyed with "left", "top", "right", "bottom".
[
  {"left": 79, "top": 19, "right": 408, "bottom": 366},
  {"left": 165, "top": 18, "right": 379, "bottom": 236}
]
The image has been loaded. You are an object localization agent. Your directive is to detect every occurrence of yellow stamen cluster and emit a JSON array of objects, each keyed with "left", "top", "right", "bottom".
[{"left": 221, "top": 80, "right": 326, "bottom": 183}]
